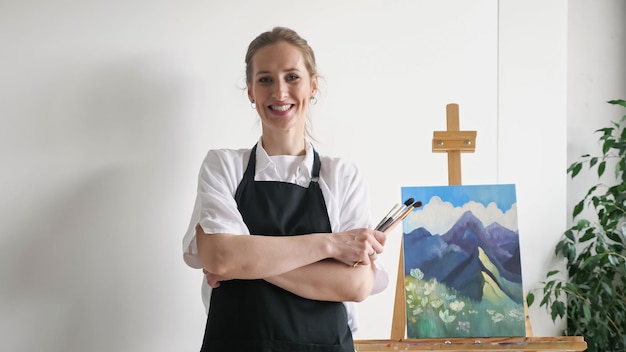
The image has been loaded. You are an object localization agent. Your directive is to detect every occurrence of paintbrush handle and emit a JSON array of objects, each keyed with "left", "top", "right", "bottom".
[
  {"left": 382, "top": 205, "right": 415, "bottom": 234},
  {"left": 382, "top": 217, "right": 402, "bottom": 235}
]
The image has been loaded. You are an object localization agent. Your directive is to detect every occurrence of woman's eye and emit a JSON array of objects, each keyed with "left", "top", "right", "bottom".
[
  {"left": 286, "top": 74, "right": 300, "bottom": 82},
  {"left": 258, "top": 77, "right": 272, "bottom": 84}
]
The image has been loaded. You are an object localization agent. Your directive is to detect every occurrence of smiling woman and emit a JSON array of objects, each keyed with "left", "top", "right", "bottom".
[{"left": 182, "top": 27, "right": 389, "bottom": 352}]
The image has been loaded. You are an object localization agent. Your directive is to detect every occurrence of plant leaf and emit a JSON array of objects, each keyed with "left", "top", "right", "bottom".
[
  {"left": 601, "top": 280, "right": 613, "bottom": 296},
  {"left": 579, "top": 231, "right": 596, "bottom": 243},
  {"left": 607, "top": 99, "right": 626, "bottom": 107},
  {"left": 598, "top": 160, "right": 607, "bottom": 177},
  {"left": 612, "top": 142, "right": 626, "bottom": 149},
  {"left": 576, "top": 219, "right": 591, "bottom": 229},
  {"left": 573, "top": 201, "right": 585, "bottom": 218},
  {"left": 583, "top": 304, "right": 592, "bottom": 321},
  {"left": 570, "top": 162, "right": 583, "bottom": 178},
  {"left": 607, "top": 231, "right": 623, "bottom": 243},
  {"left": 580, "top": 255, "right": 596, "bottom": 269},
  {"left": 551, "top": 300, "right": 565, "bottom": 321},
  {"left": 564, "top": 230, "right": 575, "bottom": 242},
  {"left": 526, "top": 292, "right": 535, "bottom": 307},
  {"left": 547, "top": 270, "right": 560, "bottom": 277}
]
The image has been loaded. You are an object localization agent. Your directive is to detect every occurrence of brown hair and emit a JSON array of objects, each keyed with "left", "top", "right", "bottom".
[{"left": 245, "top": 27, "right": 318, "bottom": 83}]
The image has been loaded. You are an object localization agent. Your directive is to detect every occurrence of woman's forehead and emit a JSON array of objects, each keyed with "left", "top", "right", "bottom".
[{"left": 252, "top": 42, "right": 307, "bottom": 74}]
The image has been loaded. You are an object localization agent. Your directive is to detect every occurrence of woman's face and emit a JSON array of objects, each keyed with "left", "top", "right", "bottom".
[{"left": 247, "top": 42, "right": 317, "bottom": 137}]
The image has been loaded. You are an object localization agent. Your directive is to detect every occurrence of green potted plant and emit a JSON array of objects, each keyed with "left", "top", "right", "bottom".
[{"left": 527, "top": 99, "right": 626, "bottom": 352}]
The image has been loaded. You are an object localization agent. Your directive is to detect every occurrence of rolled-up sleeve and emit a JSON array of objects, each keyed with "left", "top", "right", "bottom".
[{"left": 182, "top": 150, "right": 250, "bottom": 269}]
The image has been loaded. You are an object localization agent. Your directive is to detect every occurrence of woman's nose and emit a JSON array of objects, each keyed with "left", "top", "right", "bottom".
[{"left": 272, "top": 81, "right": 288, "bottom": 99}]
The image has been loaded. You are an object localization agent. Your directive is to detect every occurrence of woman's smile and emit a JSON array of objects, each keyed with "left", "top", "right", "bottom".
[{"left": 269, "top": 104, "right": 294, "bottom": 113}]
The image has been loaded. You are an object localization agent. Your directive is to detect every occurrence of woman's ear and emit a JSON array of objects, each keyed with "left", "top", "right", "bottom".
[
  {"left": 247, "top": 83, "right": 254, "bottom": 102},
  {"left": 311, "top": 76, "right": 319, "bottom": 96}
]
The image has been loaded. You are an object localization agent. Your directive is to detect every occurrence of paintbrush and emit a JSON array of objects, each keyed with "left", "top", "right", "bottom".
[
  {"left": 380, "top": 200, "right": 423, "bottom": 234},
  {"left": 352, "top": 198, "right": 421, "bottom": 267},
  {"left": 375, "top": 198, "right": 414, "bottom": 231}
]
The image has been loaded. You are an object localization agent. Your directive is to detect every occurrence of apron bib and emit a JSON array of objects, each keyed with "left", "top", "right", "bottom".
[{"left": 200, "top": 145, "right": 354, "bottom": 352}]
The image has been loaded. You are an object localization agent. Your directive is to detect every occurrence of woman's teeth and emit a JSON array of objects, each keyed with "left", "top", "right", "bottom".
[{"left": 271, "top": 105, "right": 292, "bottom": 112}]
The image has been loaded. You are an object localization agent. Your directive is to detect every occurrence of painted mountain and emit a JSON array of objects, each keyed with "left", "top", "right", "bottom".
[{"left": 401, "top": 184, "right": 526, "bottom": 338}]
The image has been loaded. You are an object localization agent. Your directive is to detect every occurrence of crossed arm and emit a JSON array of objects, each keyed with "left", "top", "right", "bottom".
[{"left": 195, "top": 224, "right": 385, "bottom": 302}]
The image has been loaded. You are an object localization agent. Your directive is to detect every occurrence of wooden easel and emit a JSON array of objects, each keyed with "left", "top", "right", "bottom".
[{"left": 354, "top": 104, "right": 586, "bottom": 351}]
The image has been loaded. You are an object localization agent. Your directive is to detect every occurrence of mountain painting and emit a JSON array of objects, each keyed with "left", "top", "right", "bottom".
[{"left": 401, "top": 184, "right": 526, "bottom": 338}]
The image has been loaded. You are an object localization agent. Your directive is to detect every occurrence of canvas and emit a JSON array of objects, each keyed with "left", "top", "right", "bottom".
[{"left": 400, "top": 184, "right": 526, "bottom": 338}]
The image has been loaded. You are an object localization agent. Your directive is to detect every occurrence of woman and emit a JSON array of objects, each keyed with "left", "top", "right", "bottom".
[{"left": 182, "top": 27, "right": 388, "bottom": 352}]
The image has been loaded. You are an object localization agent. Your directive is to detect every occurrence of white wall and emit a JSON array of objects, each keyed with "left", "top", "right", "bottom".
[
  {"left": 498, "top": 0, "right": 568, "bottom": 336},
  {"left": 567, "top": 0, "right": 626, "bottom": 223},
  {"left": 1, "top": 1, "right": 622, "bottom": 351}
]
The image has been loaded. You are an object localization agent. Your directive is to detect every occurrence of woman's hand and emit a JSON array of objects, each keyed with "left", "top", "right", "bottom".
[
  {"left": 203, "top": 269, "right": 229, "bottom": 288},
  {"left": 329, "top": 228, "right": 386, "bottom": 267}
]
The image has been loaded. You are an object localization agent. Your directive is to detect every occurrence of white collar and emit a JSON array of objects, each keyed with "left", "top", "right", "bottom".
[{"left": 254, "top": 137, "right": 315, "bottom": 178}]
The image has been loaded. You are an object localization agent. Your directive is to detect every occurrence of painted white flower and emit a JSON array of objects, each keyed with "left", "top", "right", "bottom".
[
  {"left": 431, "top": 299, "right": 444, "bottom": 308},
  {"left": 406, "top": 294, "right": 415, "bottom": 306},
  {"left": 406, "top": 282, "right": 417, "bottom": 292},
  {"left": 439, "top": 309, "right": 456, "bottom": 323},
  {"left": 457, "top": 321, "right": 470, "bottom": 332},
  {"left": 410, "top": 268, "right": 424, "bottom": 280},
  {"left": 449, "top": 300, "right": 465, "bottom": 312},
  {"left": 424, "top": 282, "right": 436, "bottom": 295},
  {"left": 491, "top": 312, "right": 505, "bottom": 323},
  {"left": 508, "top": 309, "right": 524, "bottom": 319}
]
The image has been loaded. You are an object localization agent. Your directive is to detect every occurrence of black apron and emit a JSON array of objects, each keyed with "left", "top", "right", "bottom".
[{"left": 200, "top": 144, "right": 354, "bottom": 352}]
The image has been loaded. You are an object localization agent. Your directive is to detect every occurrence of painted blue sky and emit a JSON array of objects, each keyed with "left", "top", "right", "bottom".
[{"left": 401, "top": 184, "right": 517, "bottom": 213}]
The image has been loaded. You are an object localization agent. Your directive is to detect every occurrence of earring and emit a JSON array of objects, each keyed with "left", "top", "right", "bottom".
[
  {"left": 310, "top": 96, "right": 317, "bottom": 105},
  {"left": 250, "top": 100, "right": 256, "bottom": 109}
]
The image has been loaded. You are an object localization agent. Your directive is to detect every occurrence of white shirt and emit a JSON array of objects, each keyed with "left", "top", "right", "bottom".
[{"left": 183, "top": 139, "right": 389, "bottom": 333}]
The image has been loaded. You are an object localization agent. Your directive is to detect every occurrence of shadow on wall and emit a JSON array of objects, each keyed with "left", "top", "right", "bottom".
[{"left": 1, "top": 56, "right": 199, "bottom": 352}]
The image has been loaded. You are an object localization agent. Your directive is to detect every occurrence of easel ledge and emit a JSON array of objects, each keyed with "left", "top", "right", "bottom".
[{"left": 354, "top": 336, "right": 586, "bottom": 351}]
